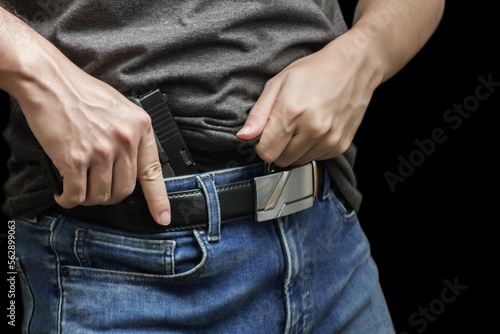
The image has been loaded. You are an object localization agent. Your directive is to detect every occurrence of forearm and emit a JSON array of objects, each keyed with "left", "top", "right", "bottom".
[
  {"left": 0, "top": 6, "right": 70, "bottom": 103},
  {"left": 349, "top": 0, "right": 445, "bottom": 82},
  {"left": 0, "top": 6, "right": 171, "bottom": 224},
  {"left": 0, "top": 6, "right": 34, "bottom": 96}
]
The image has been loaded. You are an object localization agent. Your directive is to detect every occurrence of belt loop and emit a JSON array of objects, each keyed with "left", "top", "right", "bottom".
[
  {"left": 196, "top": 174, "right": 221, "bottom": 242},
  {"left": 264, "top": 162, "right": 274, "bottom": 174},
  {"left": 321, "top": 166, "right": 331, "bottom": 201}
]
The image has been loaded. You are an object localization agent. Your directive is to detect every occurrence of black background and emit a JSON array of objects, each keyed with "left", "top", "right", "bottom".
[
  {"left": 340, "top": 1, "right": 498, "bottom": 333},
  {"left": 1, "top": 1, "right": 497, "bottom": 333}
]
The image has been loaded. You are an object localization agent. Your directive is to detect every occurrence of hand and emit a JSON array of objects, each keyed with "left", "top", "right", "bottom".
[
  {"left": 0, "top": 9, "right": 170, "bottom": 225},
  {"left": 236, "top": 35, "right": 383, "bottom": 167},
  {"left": 18, "top": 54, "right": 171, "bottom": 225}
]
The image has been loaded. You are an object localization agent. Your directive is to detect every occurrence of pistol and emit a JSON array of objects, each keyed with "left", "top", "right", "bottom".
[
  {"left": 37, "top": 89, "right": 198, "bottom": 194},
  {"left": 129, "top": 89, "right": 198, "bottom": 177}
]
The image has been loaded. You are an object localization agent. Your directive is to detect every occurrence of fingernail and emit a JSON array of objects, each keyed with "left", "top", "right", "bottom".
[
  {"left": 158, "top": 211, "right": 171, "bottom": 225},
  {"left": 237, "top": 124, "right": 252, "bottom": 136}
]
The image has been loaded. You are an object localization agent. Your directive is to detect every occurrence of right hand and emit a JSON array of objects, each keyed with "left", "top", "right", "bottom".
[{"left": 14, "top": 40, "right": 171, "bottom": 226}]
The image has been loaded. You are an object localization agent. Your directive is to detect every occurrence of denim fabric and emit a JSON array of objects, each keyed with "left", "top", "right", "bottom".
[{"left": 15, "top": 163, "right": 395, "bottom": 333}]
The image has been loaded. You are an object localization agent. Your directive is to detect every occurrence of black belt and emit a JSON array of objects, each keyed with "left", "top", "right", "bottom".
[{"left": 53, "top": 162, "right": 324, "bottom": 234}]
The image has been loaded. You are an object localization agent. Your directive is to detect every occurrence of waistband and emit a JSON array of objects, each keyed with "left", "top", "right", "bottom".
[{"left": 53, "top": 162, "right": 325, "bottom": 234}]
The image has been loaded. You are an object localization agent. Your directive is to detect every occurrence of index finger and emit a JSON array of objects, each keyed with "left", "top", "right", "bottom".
[{"left": 137, "top": 129, "right": 171, "bottom": 225}]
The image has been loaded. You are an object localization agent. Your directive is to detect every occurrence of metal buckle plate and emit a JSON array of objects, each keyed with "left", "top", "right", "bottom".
[{"left": 255, "top": 162, "right": 317, "bottom": 222}]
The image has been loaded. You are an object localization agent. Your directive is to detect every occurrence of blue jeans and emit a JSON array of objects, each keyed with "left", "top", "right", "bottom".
[{"left": 15, "top": 163, "right": 395, "bottom": 333}]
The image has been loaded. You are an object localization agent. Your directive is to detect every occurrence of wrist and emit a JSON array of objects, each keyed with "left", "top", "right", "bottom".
[
  {"left": 323, "top": 28, "right": 386, "bottom": 91},
  {"left": 349, "top": 16, "right": 395, "bottom": 83}
]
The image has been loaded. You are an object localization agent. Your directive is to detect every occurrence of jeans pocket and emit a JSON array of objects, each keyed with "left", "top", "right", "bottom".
[
  {"left": 15, "top": 258, "right": 34, "bottom": 330},
  {"left": 73, "top": 228, "right": 206, "bottom": 278},
  {"left": 329, "top": 190, "right": 358, "bottom": 226}
]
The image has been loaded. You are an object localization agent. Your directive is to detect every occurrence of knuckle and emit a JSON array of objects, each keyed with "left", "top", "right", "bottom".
[
  {"left": 127, "top": 110, "right": 154, "bottom": 137},
  {"left": 273, "top": 158, "right": 290, "bottom": 168},
  {"left": 112, "top": 183, "right": 136, "bottom": 203},
  {"left": 83, "top": 193, "right": 110, "bottom": 206},
  {"left": 139, "top": 162, "right": 163, "bottom": 182},
  {"left": 325, "top": 132, "right": 342, "bottom": 149},
  {"left": 263, "top": 78, "right": 277, "bottom": 91},
  {"left": 268, "top": 114, "right": 293, "bottom": 136},
  {"left": 284, "top": 104, "right": 304, "bottom": 121},
  {"left": 122, "top": 183, "right": 137, "bottom": 197},
  {"left": 96, "top": 192, "right": 112, "bottom": 203},
  {"left": 94, "top": 143, "right": 114, "bottom": 159},
  {"left": 325, "top": 133, "right": 350, "bottom": 156},
  {"left": 138, "top": 112, "right": 153, "bottom": 131},
  {"left": 60, "top": 193, "right": 86, "bottom": 208},
  {"left": 113, "top": 127, "right": 135, "bottom": 149},
  {"left": 308, "top": 120, "right": 331, "bottom": 139},
  {"left": 256, "top": 148, "right": 278, "bottom": 163},
  {"left": 66, "top": 151, "right": 87, "bottom": 169},
  {"left": 337, "top": 140, "right": 351, "bottom": 155}
]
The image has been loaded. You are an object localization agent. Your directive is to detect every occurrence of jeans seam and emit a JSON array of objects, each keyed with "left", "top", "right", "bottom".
[
  {"left": 48, "top": 216, "right": 63, "bottom": 334},
  {"left": 74, "top": 229, "right": 89, "bottom": 267},
  {"left": 297, "top": 217, "right": 312, "bottom": 332},
  {"left": 15, "top": 258, "right": 34, "bottom": 331},
  {"left": 165, "top": 240, "right": 176, "bottom": 275},
  {"left": 276, "top": 218, "right": 292, "bottom": 334}
]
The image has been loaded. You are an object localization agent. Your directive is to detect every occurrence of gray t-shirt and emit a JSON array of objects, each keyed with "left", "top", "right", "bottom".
[{"left": 2, "top": 0, "right": 362, "bottom": 218}]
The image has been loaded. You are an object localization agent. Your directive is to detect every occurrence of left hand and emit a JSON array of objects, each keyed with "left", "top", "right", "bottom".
[{"left": 236, "top": 35, "right": 383, "bottom": 167}]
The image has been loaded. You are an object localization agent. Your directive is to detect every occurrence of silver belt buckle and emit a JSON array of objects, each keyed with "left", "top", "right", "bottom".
[{"left": 255, "top": 161, "right": 318, "bottom": 222}]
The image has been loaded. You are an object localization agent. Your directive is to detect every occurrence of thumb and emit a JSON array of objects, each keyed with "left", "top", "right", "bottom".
[{"left": 236, "top": 80, "right": 281, "bottom": 140}]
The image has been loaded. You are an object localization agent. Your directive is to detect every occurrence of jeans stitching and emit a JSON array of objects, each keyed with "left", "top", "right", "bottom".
[
  {"left": 196, "top": 175, "right": 221, "bottom": 242},
  {"left": 15, "top": 258, "right": 34, "bottom": 331},
  {"left": 48, "top": 215, "right": 64, "bottom": 334},
  {"left": 276, "top": 218, "right": 293, "bottom": 334},
  {"left": 59, "top": 230, "right": 210, "bottom": 285},
  {"left": 74, "top": 229, "right": 88, "bottom": 267},
  {"left": 163, "top": 241, "right": 175, "bottom": 275},
  {"left": 296, "top": 216, "right": 313, "bottom": 332}
]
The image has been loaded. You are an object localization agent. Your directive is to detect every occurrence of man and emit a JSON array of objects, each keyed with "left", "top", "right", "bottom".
[{"left": 1, "top": 0, "right": 444, "bottom": 333}]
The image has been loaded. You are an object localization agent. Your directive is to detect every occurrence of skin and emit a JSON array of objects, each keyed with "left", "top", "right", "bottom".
[
  {"left": 0, "top": 7, "right": 171, "bottom": 225},
  {"left": 237, "top": 0, "right": 446, "bottom": 167},
  {"left": 0, "top": 0, "right": 445, "bottom": 226}
]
